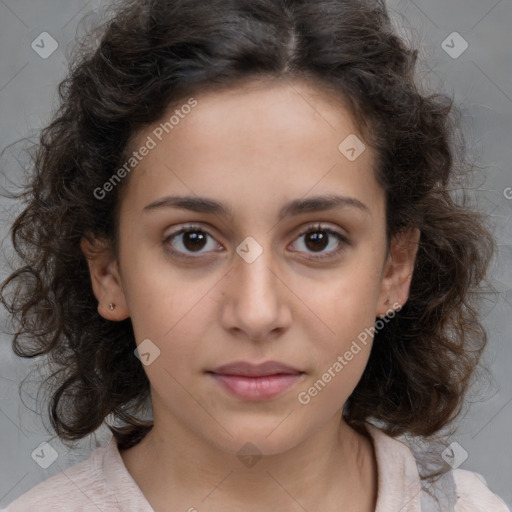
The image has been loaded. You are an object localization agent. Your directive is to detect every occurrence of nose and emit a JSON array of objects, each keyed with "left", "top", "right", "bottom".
[{"left": 219, "top": 244, "right": 292, "bottom": 343}]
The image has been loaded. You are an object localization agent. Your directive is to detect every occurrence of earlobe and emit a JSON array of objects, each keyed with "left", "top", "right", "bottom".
[
  {"left": 80, "top": 236, "right": 130, "bottom": 321},
  {"left": 377, "top": 227, "right": 421, "bottom": 317}
]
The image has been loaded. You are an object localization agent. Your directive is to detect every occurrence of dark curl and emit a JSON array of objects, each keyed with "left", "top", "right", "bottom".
[{"left": 0, "top": 0, "right": 495, "bottom": 470}]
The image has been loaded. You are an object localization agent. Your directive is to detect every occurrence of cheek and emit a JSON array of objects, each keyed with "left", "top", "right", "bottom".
[
  {"left": 294, "top": 276, "right": 379, "bottom": 410},
  {"left": 127, "top": 290, "right": 210, "bottom": 400},
  {"left": 122, "top": 273, "right": 175, "bottom": 342},
  {"left": 295, "top": 337, "right": 372, "bottom": 415},
  {"left": 292, "top": 256, "right": 383, "bottom": 389},
  {"left": 127, "top": 281, "right": 203, "bottom": 349},
  {"left": 118, "top": 237, "right": 188, "bottom": 338},
  {"left": 306, "top": 258, "right": 383, "bottom": 336},
  {"left": 121, "top": 262, "right": 215, "bottom": 367}
]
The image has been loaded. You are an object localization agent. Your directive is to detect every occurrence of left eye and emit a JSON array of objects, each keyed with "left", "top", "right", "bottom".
[
  {"left": 290, "top": 224, "right": 348, "bottom": 260},
  {"left": 163, "top": 223, "right": 348, "bottom": 260}
]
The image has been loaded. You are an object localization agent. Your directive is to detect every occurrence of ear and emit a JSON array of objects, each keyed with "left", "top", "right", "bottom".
[
  {"left": 80, "top": 236, "right": 130, "bottom": 321},
  {"left": 377, "top": 227, "right": 420, "bottom": 317}
]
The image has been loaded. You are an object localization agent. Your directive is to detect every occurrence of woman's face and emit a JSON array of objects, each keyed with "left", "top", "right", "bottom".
[{"left": 85, "top": 78, "right": 419, "bottom": 455}]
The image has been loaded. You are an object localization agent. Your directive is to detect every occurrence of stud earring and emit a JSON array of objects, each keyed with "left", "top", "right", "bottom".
[{"left": 109, "top": 303, "right": 116, "bottom": 311}]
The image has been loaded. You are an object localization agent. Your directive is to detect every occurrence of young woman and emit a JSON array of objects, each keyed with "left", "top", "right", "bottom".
[{"left": 1, "top": 0, "right": 509, "bottom": 510}]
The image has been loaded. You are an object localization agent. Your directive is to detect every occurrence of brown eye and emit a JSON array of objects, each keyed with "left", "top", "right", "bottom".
[
  {"left": 181, "top": 230, "right": 208, "bottom": 251},
  {"left": 304, "top": 230, "right": 329, "bottom": 252},
  {"left": 290, "top": 224, "right": 349, "bottom": 261},
  {"left": 163, "top": 225, "right": 221, "bottom": 259}
]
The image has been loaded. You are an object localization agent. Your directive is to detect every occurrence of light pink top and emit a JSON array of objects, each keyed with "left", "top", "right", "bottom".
[{"left": 2, "top": 423, "right": 510, "bottom": 511}]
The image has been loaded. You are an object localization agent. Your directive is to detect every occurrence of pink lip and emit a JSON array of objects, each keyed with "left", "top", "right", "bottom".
[
  {"left": 207, "top": 361, "right": 304, "bottom": 401},
  {"left": 209, "top": 374, "right": 303, "bottom": 401},
  {"left": 211, "top": 361, "right": 302, "bottom": 377}
]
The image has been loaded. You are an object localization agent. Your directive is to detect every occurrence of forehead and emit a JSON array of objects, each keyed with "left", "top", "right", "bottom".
[
  {"left": 121, "top": 78, "right": 382, "bottom": 221},
  {"left": 171, "top": 79, "right": 358, "bottom": 152}
]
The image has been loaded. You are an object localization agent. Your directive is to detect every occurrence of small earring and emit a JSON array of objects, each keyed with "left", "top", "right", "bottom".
[{"left": 109, "top": 303, "right": 116, "bottom": 311}]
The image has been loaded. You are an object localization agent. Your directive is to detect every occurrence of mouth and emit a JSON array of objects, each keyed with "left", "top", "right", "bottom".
[
  {"left": 206, "top": 361, "right": 305, "bottom": 401},
  {"left": 209, "top": 360, "right": 303, "bottom": 377}
]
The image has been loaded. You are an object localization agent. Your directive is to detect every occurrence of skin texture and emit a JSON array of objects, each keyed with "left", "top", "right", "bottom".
[{"left": 81, "top": 78, "right": 420, "bottom": 512}]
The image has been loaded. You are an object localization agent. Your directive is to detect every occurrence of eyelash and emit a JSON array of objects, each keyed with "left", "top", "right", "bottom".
[{"left": 163, "top": 223, "right": 349, "bottom": 262}]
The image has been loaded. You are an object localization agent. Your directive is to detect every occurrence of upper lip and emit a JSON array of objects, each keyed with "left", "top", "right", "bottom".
[{"left": 209, "top": 361, "right": 303, "bottom": 377}]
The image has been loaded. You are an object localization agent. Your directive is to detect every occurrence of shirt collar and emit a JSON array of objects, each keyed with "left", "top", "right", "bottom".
[{"left": 363, "top": 422, "right": 423, "bottom": 512}]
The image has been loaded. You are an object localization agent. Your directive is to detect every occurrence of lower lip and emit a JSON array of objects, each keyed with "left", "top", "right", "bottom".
[{"left": 209, "top": 373, "right": 304, "bottom": 401}]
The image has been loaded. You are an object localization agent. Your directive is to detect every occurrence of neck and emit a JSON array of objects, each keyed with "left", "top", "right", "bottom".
[{"left": 120, "top": 415, "right": 377, "bottom": 512}]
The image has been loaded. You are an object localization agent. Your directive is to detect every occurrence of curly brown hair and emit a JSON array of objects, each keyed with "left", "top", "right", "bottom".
[{"left": 0, "top": 0, "right": 495, "bottom": 477}]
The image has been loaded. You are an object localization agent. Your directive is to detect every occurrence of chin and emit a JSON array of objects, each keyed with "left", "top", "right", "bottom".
[{"left": 203, "top": 421, "right": 304, "bottom": 458}]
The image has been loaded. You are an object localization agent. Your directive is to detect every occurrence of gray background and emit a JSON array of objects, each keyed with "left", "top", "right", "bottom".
[{"left": 0, "top": 0, "right": 511, "bottom": 508}]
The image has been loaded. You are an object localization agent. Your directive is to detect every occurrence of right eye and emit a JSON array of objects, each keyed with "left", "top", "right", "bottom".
[{"left": 163, "top": 225, "right": 223, "bottom": 259}]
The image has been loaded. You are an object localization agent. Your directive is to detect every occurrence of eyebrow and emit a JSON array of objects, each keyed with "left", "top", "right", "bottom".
[{"left": 143, "top": 193, "right": 370, "bottom": 221}]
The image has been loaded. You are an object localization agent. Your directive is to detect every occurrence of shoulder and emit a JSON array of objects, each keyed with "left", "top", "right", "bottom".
[
  {"left": 362, "top": 422, "right": 510, "bottom": 512},
  {"left": 2, "top": 444, "right": 110, "bottom": 512},
  {"left": 451, "top": 468, "right": 510, "bottom": 512},
  {"left": 1, "top": 438, "right": 149, "bottom": 512}
]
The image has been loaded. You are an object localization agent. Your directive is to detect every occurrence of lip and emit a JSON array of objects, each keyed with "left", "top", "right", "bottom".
[
  {"left": 207, "top": 361, "right": 305, "bottom": 401},
  {"left": 210, "top": 361, "right": 303, "bottom": 377},
  {"left": 208, "top": 374, "right": 304, "bottom": 401}
]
